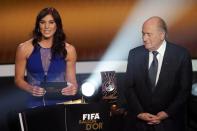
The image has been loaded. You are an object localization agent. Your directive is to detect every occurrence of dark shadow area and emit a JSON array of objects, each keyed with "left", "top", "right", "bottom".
[
  {"left": 0, "top": 72, "right": 197, "bottom": 131},
  {"left": 188, "top": 72, "right": 197, "bottom": 131}
]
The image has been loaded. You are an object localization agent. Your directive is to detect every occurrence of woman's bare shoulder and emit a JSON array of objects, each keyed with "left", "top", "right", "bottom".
[
  {"left": 18, "top": 39, "right": 33, "bottom": 49},
  {"left": 16, "top": 39, "right": 34, "bottom": 57},
  {"left": 65, "top": 42, "right": 77, "bottom": 60},
  {"left": 65, "top": 42, "right": 76, "bottom": 51}
]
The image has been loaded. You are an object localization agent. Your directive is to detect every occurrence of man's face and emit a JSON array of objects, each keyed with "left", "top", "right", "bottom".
[{"left": 142, "top": 19, "right": 165, "bottom": 51}]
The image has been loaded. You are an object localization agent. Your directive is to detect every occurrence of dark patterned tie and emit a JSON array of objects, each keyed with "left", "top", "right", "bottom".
[{"left": 149, "top": 51, "right": 158, "bottom": 91}]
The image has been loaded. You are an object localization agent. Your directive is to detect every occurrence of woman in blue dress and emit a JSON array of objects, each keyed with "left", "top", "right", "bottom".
[{"left": 15, "top": 7, "right": 78, "bottom": 108}]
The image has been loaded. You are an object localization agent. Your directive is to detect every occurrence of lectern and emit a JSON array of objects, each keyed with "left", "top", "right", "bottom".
[{"left": 18, "top": 103, "right": 110, "bottom": 131}]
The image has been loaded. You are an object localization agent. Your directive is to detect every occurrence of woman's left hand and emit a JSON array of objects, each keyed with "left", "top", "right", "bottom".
[{"left": 61, "top": 83, "right": 77, "bottom": 96}]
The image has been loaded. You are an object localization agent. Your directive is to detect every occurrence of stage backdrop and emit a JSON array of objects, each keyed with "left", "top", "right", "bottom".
[{"left": 0, "top": 0, "right": 197, "bottom": 64}]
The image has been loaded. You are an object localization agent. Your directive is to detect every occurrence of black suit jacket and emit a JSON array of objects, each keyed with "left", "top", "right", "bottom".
[{"left": 123, "top": 42, "right": 192, "bottom": 131}]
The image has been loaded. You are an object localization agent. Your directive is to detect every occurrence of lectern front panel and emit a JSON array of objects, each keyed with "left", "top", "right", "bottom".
[{"left": 20, "top": 103, "right": 110, "bottom": 131}]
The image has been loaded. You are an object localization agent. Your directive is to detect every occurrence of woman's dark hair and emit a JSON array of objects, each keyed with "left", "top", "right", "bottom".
[{"left": 32, "top": 7, "right": 67, "bottom": 58}]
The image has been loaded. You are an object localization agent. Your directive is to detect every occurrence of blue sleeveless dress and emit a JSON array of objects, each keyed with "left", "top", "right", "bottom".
[{"left": 26, "top": 44, "right": 72, "bottom": 108}]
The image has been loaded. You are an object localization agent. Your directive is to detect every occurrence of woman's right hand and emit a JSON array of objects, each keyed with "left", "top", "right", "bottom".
[{"left": 30, "top": 86, "right": 46, "bottom": 97}]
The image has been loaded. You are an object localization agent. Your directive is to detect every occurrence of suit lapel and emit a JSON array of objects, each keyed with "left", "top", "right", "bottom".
[
  {"left": 154, "top": 43, "right": 170, "bottom": 93},
  {"left": 140, "top": 48, "right": 149, "bottom": 73},
  {"left": 140, "top": 48, "right": 153, "bottom": 92}
]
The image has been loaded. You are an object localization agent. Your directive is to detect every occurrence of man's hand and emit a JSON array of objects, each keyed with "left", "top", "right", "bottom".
[
  {"left": 156, "top": 111, "right": 168, "bottom": 120},
  {"left": 137, "top": 111, "right": 168, "bottom": 125},
  {"left": 137, "top": 113, "right": 160, "bottom": 125}
]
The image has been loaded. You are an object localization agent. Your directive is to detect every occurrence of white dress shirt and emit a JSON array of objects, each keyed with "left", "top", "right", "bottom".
[{"left": 148, "top": 40, "right": 166, "bottom": 85}]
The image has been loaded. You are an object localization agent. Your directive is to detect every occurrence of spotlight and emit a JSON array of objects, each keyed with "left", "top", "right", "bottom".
[{"left": 81, "top": 82, "right": 96, "bottom": 97}]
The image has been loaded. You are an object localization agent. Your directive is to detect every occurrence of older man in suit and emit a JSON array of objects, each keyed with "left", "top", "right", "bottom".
[{"left": 123, "top": 16, "right": 192, "bottom": 131}]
